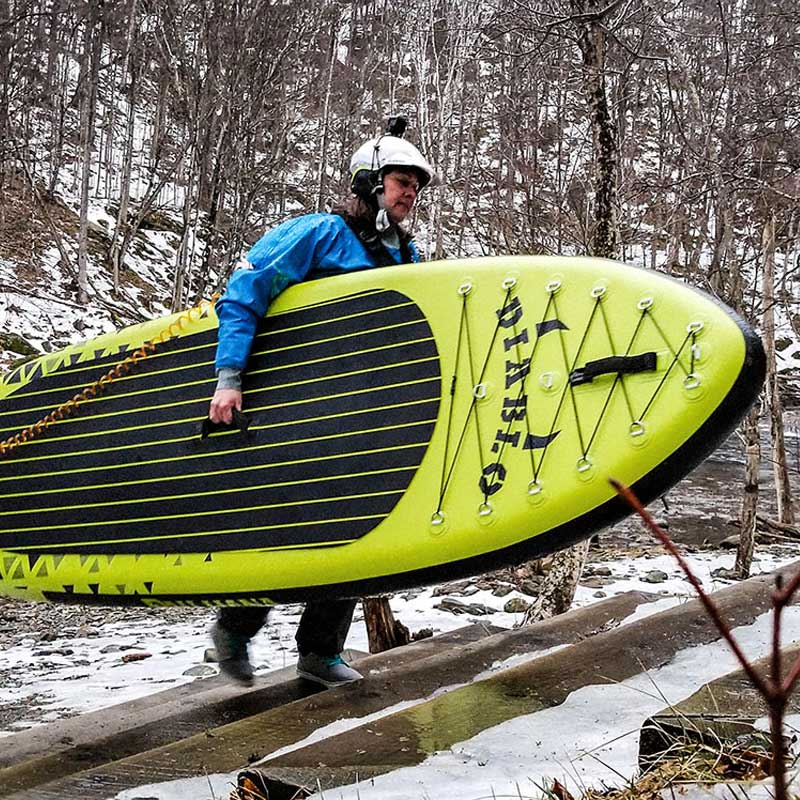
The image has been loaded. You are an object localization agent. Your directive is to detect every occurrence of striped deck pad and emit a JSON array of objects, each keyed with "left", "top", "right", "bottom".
[{"left": 0, "top": 289, "right": 441, "bottom": 555}]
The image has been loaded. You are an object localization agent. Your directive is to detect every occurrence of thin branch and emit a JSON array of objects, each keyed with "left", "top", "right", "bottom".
[{"left": 610, "top": 478, "right": 771, "bottom": 697}]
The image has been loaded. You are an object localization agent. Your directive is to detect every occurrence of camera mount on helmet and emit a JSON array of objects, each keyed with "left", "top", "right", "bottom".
[
  {"left": 349, "top": 116, "right": 437, "bottom": 209},
  {"left": 386, "top": 116, "right": 408, "bottom": 138}
]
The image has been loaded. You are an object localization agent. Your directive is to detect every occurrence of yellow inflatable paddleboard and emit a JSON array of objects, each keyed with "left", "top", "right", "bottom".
[{"left": 0, "top": 256, "right": 764, "bottom": 606}]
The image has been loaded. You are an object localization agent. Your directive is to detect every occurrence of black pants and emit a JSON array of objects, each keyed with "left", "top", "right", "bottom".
[{"left": 216, "top": 599, "right": 357, "bottom": 657}]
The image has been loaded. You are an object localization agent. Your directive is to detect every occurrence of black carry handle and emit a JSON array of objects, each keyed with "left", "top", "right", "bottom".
[
  {"left": 200, "top": 408, "right": 251, "bottom": 439},
  {"left": 570, "top": 352, "right": 657, "bottom": 386}
]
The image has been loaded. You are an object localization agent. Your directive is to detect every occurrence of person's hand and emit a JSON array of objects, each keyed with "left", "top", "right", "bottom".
[{"left": 209, "top": 389, "right": 242, "bottom": 425}]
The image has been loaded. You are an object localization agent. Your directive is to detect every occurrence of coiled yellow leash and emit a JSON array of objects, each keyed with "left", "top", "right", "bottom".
[{"left": 0, "top": 294, "right": 219, "bottom": 458}]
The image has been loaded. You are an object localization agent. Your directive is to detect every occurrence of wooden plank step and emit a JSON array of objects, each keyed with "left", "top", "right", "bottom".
[
  {"left": 0, "top": 591, "right": 655, "bottom": 799},
  {"left": 638, "top": 641, "right": 800, "bottom": 771},
  {"left": 244, "top": 563, "right": 800, "bottom": 797},
  {"left": 0, "top": 618, "right": 501, "bottom": 795}
]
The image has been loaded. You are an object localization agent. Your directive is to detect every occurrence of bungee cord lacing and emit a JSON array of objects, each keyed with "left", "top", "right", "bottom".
[
  {"left": 432, "top": 279, "right": 704, "bottom": 521},
  {"left": 0, "top": 294, "right": 219, "bottom": 458},
  {"left": 433, "top": 283, "right": 515, "bottom": 519},
  {"left": 581, "top": 292, "right": 644, "bottom": 456},
  {"left": 489, "top": 289, "right": 557, "bottom": 496}
]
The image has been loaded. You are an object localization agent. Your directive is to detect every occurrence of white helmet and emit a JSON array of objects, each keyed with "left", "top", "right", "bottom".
[{"left": 350, "top": 135, "right": 439, "bottom": 190}]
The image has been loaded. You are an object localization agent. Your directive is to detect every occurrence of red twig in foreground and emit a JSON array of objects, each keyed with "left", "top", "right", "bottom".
[
  {"left": 610, "top": 479, "right": 769, "bottom": 694},
  {"left": 611, "top": 478, "right": 800, "bottom": 800}
]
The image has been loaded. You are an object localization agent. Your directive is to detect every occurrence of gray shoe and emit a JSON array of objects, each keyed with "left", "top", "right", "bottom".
[
  {"left": 296, "top": 652, "right": 362, "bottom": 688},
  {"left": 211, "top": 623, "right": 254, "bottom": 686}
]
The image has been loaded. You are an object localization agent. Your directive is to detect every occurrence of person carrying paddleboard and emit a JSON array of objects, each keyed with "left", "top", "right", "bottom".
[{"left": 208, "top": 119, "right": 438, "bottom": 687}]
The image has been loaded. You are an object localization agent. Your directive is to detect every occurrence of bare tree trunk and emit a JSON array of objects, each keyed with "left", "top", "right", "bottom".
[
  {"left": 315, "top": 25, "right": 337, "bottom": 212},
  {"left": 109, "top": 0, "right": 139, "bottom": 294},
  {"left": 45, "top": 3, "right": 69, "bottom": 195},
  {"left": 362, "top": 597, "right": 410, "bottom": 654},
  {"left": 150, "top": 67, "right": 170, "bottom": 166},
  {"left": 762, "top": 214, "right": 795, "bottom": 524},
  {"left": 574, "top": 11, "right": 618, "bottom": 259},
  {"left": 19, "top": 153, "right": 77, "bottom": 281},
  {"left": 172, "top": 151, "right": 196, "bottom": 311},
  {"left": 735, "top": 405, "right": 761, "bottom": 578},
  {"left": 525, "top": 0, "right": 621, "bottom": 625},
  {"left": 118, "top": 157, "right": 182, "bottom": 270},
  {"left": 522, "top": 539, "right": 591, "bottom": 624},
  {"left": 0, "top": 0, "right": 15, "bottom": 185},
  {"left": 76, "top": 7, "right": 102, "bottom": 305}
]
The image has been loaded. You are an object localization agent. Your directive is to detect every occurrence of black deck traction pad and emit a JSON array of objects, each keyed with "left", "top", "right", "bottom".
[{"left": 0, "top": 289, "right": 441, "bottom": 554}]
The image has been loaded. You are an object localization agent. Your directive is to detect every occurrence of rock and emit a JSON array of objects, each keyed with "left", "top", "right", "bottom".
[
  {"left": 432, "top": 580, "right": 474, "bottom": 597},
  {"left": 711, "top": 567, "right": 739, "bottom": 580},
  {"left": 34, "top": 648, "right": 74, "bottom": 657},
  {"left": 720, "top": 535, "right": 740, "bottom": 549},
  {"left": 586, "top": 566, "right": 612, "bottom": 576},
  {"left": 0, "top": 333, "right": 38, "bottom": 357},
  {"left": 434, "top": 598, "right": 468, "bottom": 614},
  {"left": 503, "top": 598, "right": 531, "bottom": 614},
  {"left": 411, "top": 628, "right": 433, "bottom": 641},
  {"left": 581, "top": 577, "right": 611, "bottom": 589},
  {"left": 593, "top": 591, "right": 607, "bottom": 598},
  {"left": 121, "top": 652, "right": 152, "bottom": 663},
  {"left": 492, "top": 585, "right": 514, "bottom": 597},
  {"left": 203, "top": 647, "right": 218, "bottom": 663},
  {"left": 518, "top": 578, "right": 542, "bottom": 596},
  {"left": 463, "top": 603, "right": 496, "bottom": 616},
  {"left": 642, "top": 570, "right": 669, "bottom": 584},
  {"left": 434, "top": 598, "right": 496, "bottom": 616},
  {"left": 182, "top": 665, "right": 216, "bottom": 677}
]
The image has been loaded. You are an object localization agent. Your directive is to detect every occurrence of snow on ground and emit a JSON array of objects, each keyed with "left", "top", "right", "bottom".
[
  {"left": 308, "top": 609, "right": 800, "bottom": 800},
  {"left": 3, "top": 548, "right": 791, "bottom": 735},
  {"left": 0, "top": 583, "right": 533, "bottom": 737},
  {"left": 4, "top": 546, "right": 800, "bottom": 800},
  {"left": 312, "top": 609, "right": 800, "bottom": 800}
]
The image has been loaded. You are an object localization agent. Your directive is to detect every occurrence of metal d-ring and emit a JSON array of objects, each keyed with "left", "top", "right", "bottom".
[
  {"left": 629, "top": 420, "right": 645, "bottom": 437},
  {"left": 458, "top": 282, "right": 473, "bottom": 296},
  {"left": 478, "top": 501, "right": 493, "bottom": 517},
  {"left": 687, "top": 320, "right": 704, "bottom": 334},
  {"left": 502, "top": 276, "right": 517, "bottom": 290},
  {"left": 546, "top": 279, "right": 562, "bottom": 294},
  {"left": 684, "top": 373, "right": 701, "bottom": 390},
  {"left": 431, "top": 511, "right": 445, "bottom": 526},
  {"left": 591, "top": 285, "right": 606, "bottom": 298},
  {"left": 637, "top": 297, "right": 653, "bottom": 311},
  {"left": 577, "top": 456, "right": 593, "bottom": 473},
  {"left": 473, "top": 383, "right": 487, "bottom": 400},
  {"left": 527, "top": 479, "right": 542, "bottom": 496}
]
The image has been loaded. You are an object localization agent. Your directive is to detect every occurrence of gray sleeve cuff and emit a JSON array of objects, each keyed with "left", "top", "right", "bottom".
[{"left": 215, "top": 367, "right": 242, "bottom": 391}]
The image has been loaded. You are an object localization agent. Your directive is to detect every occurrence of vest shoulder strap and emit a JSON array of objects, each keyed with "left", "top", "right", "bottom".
[{"left": 335, "top": 212, "right": 415, "bottom": 266}]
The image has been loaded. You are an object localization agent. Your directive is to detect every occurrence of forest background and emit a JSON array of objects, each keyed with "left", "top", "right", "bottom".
[{"left": 0, "top": 0, "right": 798, "bottom": 611}]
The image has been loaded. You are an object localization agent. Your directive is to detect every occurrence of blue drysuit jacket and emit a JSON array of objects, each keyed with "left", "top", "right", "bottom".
[{"left": 215, "top": 213, "right": 420, "bottom": 372}]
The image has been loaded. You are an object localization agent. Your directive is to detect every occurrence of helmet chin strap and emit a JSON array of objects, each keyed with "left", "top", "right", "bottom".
[
  {"left": 352, "top": 170, "right": 396, "bottom": 234},
  {"left": 375, "top": 182, "right": 391, "bottom": 233}
]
